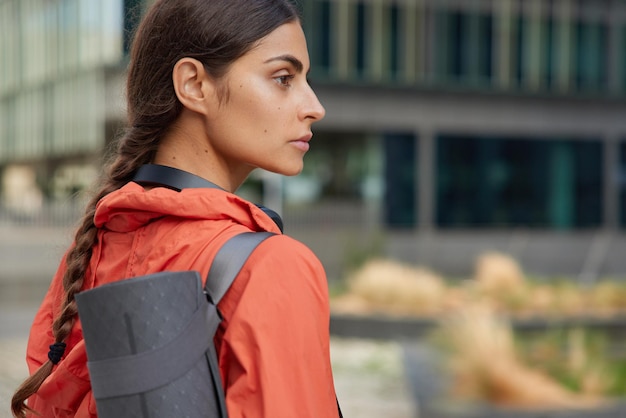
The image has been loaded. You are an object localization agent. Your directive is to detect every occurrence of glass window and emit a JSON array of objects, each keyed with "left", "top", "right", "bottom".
[
  {"left": 476, "top": 13, "right": 494, "bottom": 84},
  {"left": 31, "top": 89, "right": 44, "bottom": 158},
  {"left": 434, "top": 10, "right": 493, "bottom": 86},
  {"left": 384, "top": 133, "right": 416, "bottom": 228},
  {"left": 79, "top": 0, "right": 103, "bottom": 67},
  {"left": 0, "top": 100, "right": 6, "bottom": 161},
  {"left": 354, "top": 2, "right": 366, "bottom": 78},
  {"left": 123, "top": 0, "right": 142, "bottom": 55},
  {"left": 518, "top": 11, "right": 542, "bottom": 90},
  {"left": 550, "top": 7, "right": 575, "bottom": 93},
  {"left": 433, "top": 9, "right": 452, "bottom": 83},
  {"left": 618, "top": 142, "right": 626, "bottom": 226},
  {"left": 43, "top": 84, "right": 54, "bottom": 154},
  {"left": 621, "top": 25, "right": 626, "bottom": 93},
  {"left": 29, "top": 0, "right": 47, "bottom": 85},
  {"left": 436, "top": 136, "right": 602, "bottom": 229},
  {"left": 15, "top": 92, "right": 35, "bottom": 158},
  {"left": 58, "top": 0, "right": 80, "bottom": 73},
  {"left": 21, "top": 0, "right": 34, "bottom": 84},
  {"left": 574, "top": 19, "right": 608, "bottom": 92},
  {"left": 0, "top": 1, "right": 15, "bottom": 93},
  {"left": 514, "top": 13, "right": 524, "bottom": 86},
  {"left": 2, "top": 97, "right": 16, "bottom": 160},
  {"left": 543, "top": 14, "right": 555, "bottom": 89},
  {"left": 44, "top": 2, "right": 59, "bottom": 80},
  {"left": 448, "top": 11, "right": 465, "bottom": 80},
  {"left": 388, "top": 4, "right": 401, "bottom": 79},
  {"left": 101, "top": 0, "right": 124, "bottom": 64},
  {"left": 306, "top": 0, "right": 331, "bottom": 78}
]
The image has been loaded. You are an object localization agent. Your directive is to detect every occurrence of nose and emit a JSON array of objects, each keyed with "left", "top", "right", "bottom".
[{"left": 301, "top": 84, "right": 326, "bottom": 122}]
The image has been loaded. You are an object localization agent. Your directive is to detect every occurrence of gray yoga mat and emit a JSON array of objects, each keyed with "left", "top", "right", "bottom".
[{"left": 76, "top": 271, "right": 224, "bottom": 418}]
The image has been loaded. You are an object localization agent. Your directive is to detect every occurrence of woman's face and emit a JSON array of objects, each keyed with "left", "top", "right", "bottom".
[{"left": 205, "top": 21, "right": 325, "bottom": 183}]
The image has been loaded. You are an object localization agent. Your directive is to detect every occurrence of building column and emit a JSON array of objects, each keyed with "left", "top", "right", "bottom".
[
  {"left": 333, "top": 0, "right": 352, "bottom": 79},
  {"left": 494, "top": 0, "right": 514, "bottom": 89},
  {"left": 368, "top": 0, "right": 386, "bottom": 81},
  {"left": 417, "top": 127, "right": 435, "bottom": 231},
  {"left": 604, "top": 134, "right": 620, "bottom": 230},
  {"left": 606, "top": 0, "right": 625, "bottom": 95},
  {"left": 523, "top": 0, "right": 545, "bottom": 91}
]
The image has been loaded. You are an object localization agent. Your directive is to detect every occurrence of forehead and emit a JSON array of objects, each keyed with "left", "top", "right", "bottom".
[{"left": 242, "top": 22, "right": 310, "bottom": 68}]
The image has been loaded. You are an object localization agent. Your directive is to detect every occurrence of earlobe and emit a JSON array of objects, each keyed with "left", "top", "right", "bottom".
[{"left": 172, "top": 58, "right": 215, "bottom": 114}]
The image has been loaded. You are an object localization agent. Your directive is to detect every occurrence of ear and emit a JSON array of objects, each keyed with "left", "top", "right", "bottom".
[{"left": 172, "top": 57, "right": 217, "bottom": 115}]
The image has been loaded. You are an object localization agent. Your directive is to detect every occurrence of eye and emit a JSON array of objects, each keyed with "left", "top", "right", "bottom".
[{"left": 274, "top": 74, "right": 295, "bottom": 88}]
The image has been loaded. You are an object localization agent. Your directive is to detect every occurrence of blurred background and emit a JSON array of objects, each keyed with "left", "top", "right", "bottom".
[{"left": 2, "top": 0, "right": 626, "bottom": 417}]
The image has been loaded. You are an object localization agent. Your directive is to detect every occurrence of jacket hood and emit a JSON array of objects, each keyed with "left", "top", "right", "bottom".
[{"left": 94, "top": 182, "right": 281, "bottom": 234}]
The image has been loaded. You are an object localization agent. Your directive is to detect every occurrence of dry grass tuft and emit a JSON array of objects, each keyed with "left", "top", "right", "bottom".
[
  {"left": 473, "top": 251, "right": 525, "bottom": 294},
  {"left": 333, "top": 258, "right": 447, "bottom": 316},
  {"left": 334, "top": 252, "right": 626, "bottom": 318},
  {"left": 436, "top": 304, "right": 604, "bottom": 409}
]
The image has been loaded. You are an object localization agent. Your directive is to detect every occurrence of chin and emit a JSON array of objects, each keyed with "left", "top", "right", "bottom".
[
  {"left": 274, "top": 165, "right": 303, "bottom": 177},
  {"left": 281, "top": 169, "right": 304, "bottom": 177},
  {"left": 267, "top": 160, "right": 304, "bottom": 177}
]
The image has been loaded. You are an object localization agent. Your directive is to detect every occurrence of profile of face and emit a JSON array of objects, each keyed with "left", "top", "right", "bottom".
[{"left": 172, "top": 21, "right": 326, "bottom": 188}]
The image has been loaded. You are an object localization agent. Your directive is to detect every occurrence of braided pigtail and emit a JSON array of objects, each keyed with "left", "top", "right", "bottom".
[{"left": 10, "top": 125, "right": 163, "bottom": 418}]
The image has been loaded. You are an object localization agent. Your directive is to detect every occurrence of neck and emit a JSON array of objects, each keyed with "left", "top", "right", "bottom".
[{"left": 153, "top": 113, "right": 251, "bottom": 192}]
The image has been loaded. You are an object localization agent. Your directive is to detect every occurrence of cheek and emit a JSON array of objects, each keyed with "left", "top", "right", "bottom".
[
  {"left": 236, "top": 93, "right": 277, "bottom": 128},
  {"left": 227, "top": 81, "right": 289, "bottom": 137}
]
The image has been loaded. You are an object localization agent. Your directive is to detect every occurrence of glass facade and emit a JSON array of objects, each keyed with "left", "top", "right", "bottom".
[
  {"left": 0, "top": 0, "right": 124, "bottom": 163},
  {"left": 299, "top": 0, "right": 622, "bottom": 231},
  {"left": 303, "top": 0, "right": 624, "bottom": 95}
]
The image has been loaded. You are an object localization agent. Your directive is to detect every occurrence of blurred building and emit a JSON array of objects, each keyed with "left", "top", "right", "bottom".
[
  {"left": 0, "top": 0, "right": 140, "bottom": 216},
  {"left": 2, "top": 0, "right": 626, "bottom": 280}
]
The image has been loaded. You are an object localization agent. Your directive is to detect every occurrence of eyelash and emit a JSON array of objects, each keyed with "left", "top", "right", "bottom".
[{"left": 275, "top": 74, "right": 295, "bottom": 88}]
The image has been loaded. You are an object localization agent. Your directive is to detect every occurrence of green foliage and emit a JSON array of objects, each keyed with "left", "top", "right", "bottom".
[{"left": 516, "top": 327, "right": 625, "bottom": 397}]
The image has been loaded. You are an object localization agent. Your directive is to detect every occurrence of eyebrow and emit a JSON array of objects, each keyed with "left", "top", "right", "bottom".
[{"left": 264, "top": 54, "right": 308, "bottom": 74}]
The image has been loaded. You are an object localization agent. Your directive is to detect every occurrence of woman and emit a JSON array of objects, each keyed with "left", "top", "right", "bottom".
[{"left": 11, "top": 0, "right": 339, "bottom": 416}]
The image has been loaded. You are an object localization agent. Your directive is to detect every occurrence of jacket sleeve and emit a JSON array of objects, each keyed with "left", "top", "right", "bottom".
[{"left": 215, "top": 235, "right": 339, "bottom": 418}]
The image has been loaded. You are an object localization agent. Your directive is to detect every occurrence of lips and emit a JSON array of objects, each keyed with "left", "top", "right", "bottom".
[
  {"left": 295, "top": 133, "right": 313, "bottom": 143},
  {"left": 290, "top": 133, "right": 312, "bottom": 152}
]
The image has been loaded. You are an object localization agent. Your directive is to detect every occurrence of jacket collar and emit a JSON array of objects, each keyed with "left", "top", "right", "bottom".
[{"left": 94, "top": 182, "right": 281, "bottom": 234}]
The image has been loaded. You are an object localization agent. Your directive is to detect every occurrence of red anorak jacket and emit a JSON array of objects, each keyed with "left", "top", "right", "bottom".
[{"left": 25, "top": 182, "right": 338, "bottom": 417}]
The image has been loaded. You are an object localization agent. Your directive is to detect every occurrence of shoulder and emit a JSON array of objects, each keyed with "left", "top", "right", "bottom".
[
  {"left": 249, "top": 233, "right": 325, "bottom": 277},
  {"left": 217, "top": 233, "right": 329, "bottom": 318}
]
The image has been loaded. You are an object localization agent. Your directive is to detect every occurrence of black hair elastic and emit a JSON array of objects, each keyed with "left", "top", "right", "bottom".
[{"left": 48, "top": 342, "right": 67, "bottom": 365}]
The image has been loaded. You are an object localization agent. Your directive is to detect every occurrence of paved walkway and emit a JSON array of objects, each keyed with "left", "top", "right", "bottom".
[{"left": 0, "top": 224, "right": 417, "bottom": 418}]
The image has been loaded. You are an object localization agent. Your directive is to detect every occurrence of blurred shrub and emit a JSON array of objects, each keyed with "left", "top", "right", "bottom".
[{"left": 332, "top": 251, "right": 626, "bottom": 318}]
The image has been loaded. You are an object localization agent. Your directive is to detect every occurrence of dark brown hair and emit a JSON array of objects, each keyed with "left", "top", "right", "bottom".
[{"left": 11, "top": 0, "right": 298, "bottom": 416}]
